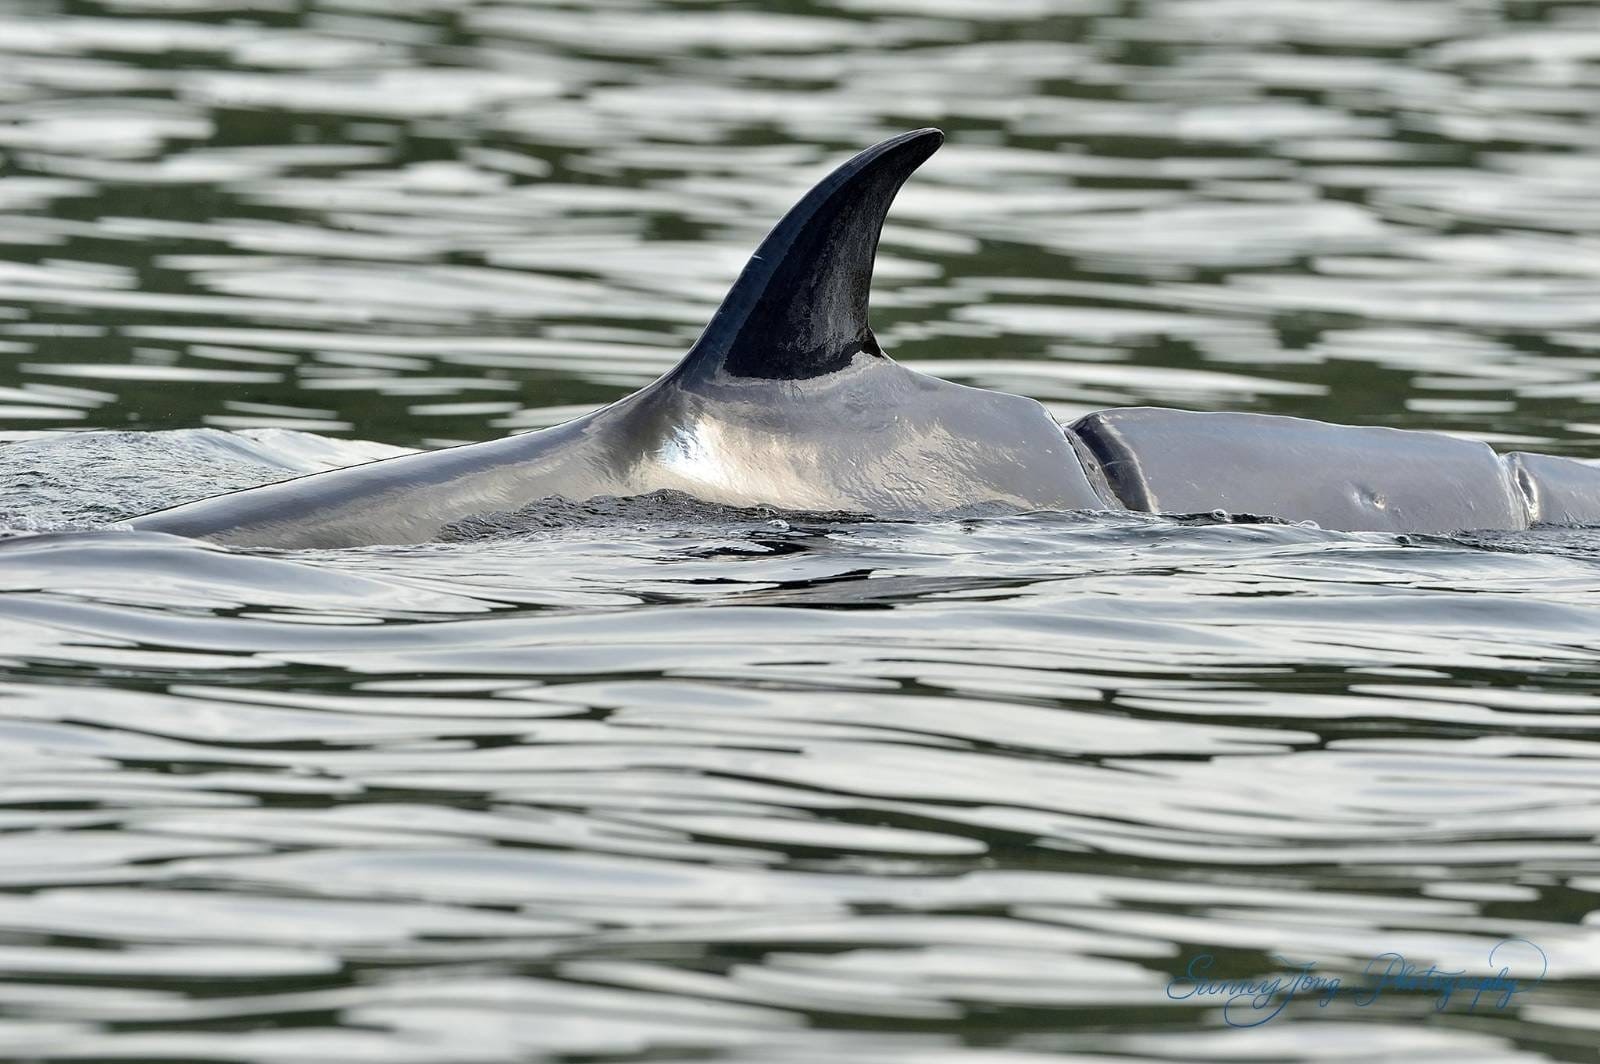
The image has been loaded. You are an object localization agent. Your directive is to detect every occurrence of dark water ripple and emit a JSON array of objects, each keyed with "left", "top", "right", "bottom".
[{"left": 3, "top": 0, "right": 1600, "bottom": 1060}]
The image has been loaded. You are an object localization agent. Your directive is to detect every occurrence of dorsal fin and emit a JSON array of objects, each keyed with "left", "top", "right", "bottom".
[{"left": 667, "top": 128, "right": 944, "bottom": 384}]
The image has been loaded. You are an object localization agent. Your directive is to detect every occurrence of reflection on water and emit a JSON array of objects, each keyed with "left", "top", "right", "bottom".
[{"left": 2, "top": 0, "right": 1600, "bottom": 1060}]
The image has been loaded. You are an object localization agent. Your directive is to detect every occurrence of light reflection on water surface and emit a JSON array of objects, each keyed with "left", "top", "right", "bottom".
[{"left": 2, "top": 0, "right": 1600, "bottom": 1059}]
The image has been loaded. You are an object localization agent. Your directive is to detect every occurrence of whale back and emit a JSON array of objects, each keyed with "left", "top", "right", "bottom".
[
  {"left": 1506, "top": 451, "right": 1600, "bottom": 526},
  {"left": 129, "top": 128, "right": 1107, "bottom": 547},
  {"left": 1070, "top": 407, "right": 1530, "bottom": 532},
  {"left": 632, "top": 126, "right": 1105, "bottom": 518}
]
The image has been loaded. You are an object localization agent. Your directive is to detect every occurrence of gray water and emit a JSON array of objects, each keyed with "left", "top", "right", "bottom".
[{"left": 2, "top": 0, "right": 1600, "bottom": 1060}]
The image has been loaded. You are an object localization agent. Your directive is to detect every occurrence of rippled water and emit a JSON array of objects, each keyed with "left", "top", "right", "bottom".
[{"left": 3, "top": 0, "right": 1600, "bottom": 1060}]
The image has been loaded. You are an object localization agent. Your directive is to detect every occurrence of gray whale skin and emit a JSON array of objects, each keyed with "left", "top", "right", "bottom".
[{"left": 130, "top": 129, "right": 1600, "bottom": 548}]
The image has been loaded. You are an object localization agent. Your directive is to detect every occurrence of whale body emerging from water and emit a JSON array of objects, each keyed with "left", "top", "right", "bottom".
[{"left": 130, "top": 128, "right": 1600, "bottom": 548}]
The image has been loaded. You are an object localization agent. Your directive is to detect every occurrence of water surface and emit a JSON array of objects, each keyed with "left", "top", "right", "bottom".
[{"left": 2, "top": 0, "right": 1600, "bottom": 1060}]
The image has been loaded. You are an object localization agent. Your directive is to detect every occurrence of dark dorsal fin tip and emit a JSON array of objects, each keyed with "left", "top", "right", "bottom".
[{"left": 670, "top": 128, "right": 945, "bottom": 384}]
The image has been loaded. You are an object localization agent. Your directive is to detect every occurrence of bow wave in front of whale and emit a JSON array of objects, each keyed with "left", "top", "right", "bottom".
[{"left": 130, "top": 129, "right": 1600, "bottom": 548}]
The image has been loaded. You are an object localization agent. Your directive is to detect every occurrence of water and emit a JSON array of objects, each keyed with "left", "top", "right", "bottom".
[{"left": 2, "top": 0, "right": 1600, "bottom": 1059}]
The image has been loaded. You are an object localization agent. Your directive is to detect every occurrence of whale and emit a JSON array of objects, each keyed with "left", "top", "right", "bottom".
[{"left": 128, "top": 128, "right": 1600, "bottom": 548}]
